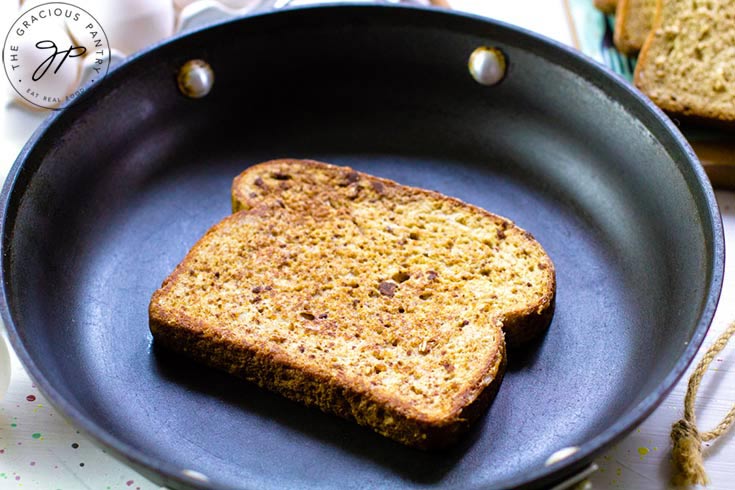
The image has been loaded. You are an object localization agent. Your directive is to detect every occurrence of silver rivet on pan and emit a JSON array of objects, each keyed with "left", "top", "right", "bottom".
[
  {"left": 545, "top": 447, "right": 597, "bottom": 490},
  {"left": 177, "top": 59, "right": 215, "bottom": 98},
  {"left": 181, "top": 468, "right": 210, "bottom": 482},
  {"left": 468, "top": 47, "right": 506, "bottom": 86},
  {"left": 545, "top": 446, "right": 580, "bottom": 466}
]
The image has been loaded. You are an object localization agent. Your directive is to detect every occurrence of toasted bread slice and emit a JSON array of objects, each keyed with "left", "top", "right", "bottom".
[
  {"left": 150, "top": 159, "right": 555, "bottom": 448},
  {"left": 614, "top": 0, "right": 656, "bottom": 55},
  {"left": 634, "top": 0, "right": 735, "bottom": 123}
]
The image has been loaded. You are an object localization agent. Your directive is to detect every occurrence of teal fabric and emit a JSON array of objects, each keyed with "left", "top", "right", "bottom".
[{"left": 567, "top": 0, "right": 636, "bottom": 81}]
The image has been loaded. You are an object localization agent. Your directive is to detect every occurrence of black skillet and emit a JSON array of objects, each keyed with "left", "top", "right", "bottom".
[{"left": 0, "top": 5, "right": 724, "bottom": 490}]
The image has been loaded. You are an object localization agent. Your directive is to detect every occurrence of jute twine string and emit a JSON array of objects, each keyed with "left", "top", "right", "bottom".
[{"left": 671, "top": 321, "right": 735, "bottom": 486}]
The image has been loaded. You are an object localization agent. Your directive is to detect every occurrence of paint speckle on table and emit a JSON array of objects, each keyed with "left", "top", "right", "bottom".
[
  {"left": 637, "top": 446, "right": 650, "bottom": 459},
  {"left": 0, "top": 377, "right": 161, "bottom": 490}
]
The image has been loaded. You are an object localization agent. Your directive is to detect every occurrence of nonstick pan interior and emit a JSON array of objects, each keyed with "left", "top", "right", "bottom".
[{"left": 0, "top": 6, "right": 723, "bottom": 490}]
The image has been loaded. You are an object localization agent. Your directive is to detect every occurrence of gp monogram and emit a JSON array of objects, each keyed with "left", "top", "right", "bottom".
[{"left": 2, "top": 2, "right": 111, "bottom": 110}]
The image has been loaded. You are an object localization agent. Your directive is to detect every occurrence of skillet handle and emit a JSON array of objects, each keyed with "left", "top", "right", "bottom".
[{"left": 177, "top": 0, "right": 434, "bottom": 33}]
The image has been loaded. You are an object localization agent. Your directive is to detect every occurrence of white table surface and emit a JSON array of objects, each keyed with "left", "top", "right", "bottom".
[{"left": 1, "top": 1, "right": 734, "bottom": 489}]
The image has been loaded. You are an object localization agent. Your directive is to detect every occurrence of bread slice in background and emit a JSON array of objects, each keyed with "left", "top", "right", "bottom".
[
  {"left": 151, "top": 159, "right": 555, "bottom": 448},
  {"left": 614, "top": 0, "right": 656, "bottom": 54},
  {"left": 595, "top": 0, "right": 618, "bottom": 14},
  {"left": 634, "top": 0, "right": 735, "bottom": 124}
]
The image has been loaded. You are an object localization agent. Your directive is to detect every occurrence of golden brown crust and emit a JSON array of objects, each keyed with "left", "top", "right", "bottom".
[{"left": 501, "top": 294, "right": 556, "bottom": 349}]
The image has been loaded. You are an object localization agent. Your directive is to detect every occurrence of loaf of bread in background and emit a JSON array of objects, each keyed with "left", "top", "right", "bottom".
[
  {"left": 594, "top": 0, "right": 618, "bottom": 14},
  {"left": 150, "top": 159, "right": 555, "bottom": 449},
  {"left": 634, "top": 0, "right": 735, "bottom": 124},
  {"left": 614, "top": 0, "right": 656, "bottom": 54}
]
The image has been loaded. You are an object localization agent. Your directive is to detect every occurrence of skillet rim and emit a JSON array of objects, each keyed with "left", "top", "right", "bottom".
[{"left": 0, "top": 4, "right": 725, "bottom": 489}]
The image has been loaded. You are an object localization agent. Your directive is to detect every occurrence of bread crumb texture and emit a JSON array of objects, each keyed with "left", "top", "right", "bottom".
[
  {"left": 635, "top": 0, "right": 735, "bottom": 121},
  {"left": 150, "top": 159, "right": 555, "bottom": 448}
]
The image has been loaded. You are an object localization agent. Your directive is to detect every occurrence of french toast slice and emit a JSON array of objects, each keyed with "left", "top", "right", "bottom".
[{"left": 150, "top": 159, "right": 555, "bottom": 448}]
